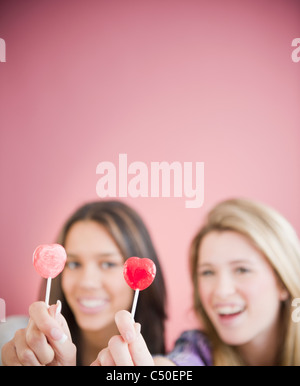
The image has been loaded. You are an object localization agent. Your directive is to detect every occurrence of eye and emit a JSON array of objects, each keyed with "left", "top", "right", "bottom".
[
  {"left": 100, "top": 261, "right": 118, "bottom": 270},
  {"left": 66, "top": 261, "right": 81, "bottom": 270},
  {"left": 199, "top": 269, "right": 214, "bottom": 277},
  {"left": 235, "top": 267, "right": 250, "bottom": 274}
]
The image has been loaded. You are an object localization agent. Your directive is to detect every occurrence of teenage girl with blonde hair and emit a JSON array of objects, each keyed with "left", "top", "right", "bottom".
[{"left": 92, "top": 198, "right": 300, "bottom": 366}]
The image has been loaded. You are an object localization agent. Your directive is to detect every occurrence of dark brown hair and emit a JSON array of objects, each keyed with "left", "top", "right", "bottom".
[{"left": 39, "top": 200, "right": 167, "bottom": 364}]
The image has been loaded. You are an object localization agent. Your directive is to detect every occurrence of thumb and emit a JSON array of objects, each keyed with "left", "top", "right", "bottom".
[
  {"left": 48, "top": 300, "right": 72, "bottom": 341},
  {"left": 46, "top": 300, "right": 76, "bottom": 365},
  {"left": 115, "top": 310, "right": 139, "bottom": 344}
]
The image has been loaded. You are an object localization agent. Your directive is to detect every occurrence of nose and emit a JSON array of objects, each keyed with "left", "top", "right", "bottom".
[
  {"left": 213, "top": 272, "right": 236, "bottom": 299},
  {"left": 79, "top": 262, "right": 103, "bottom": 290}
]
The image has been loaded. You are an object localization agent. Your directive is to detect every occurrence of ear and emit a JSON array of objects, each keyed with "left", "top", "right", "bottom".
[
  {"left": 279, "top": 287, "right": 289, "bottom": 302},
  {"left": 276, "top": 275, "right": 289, "bottom": 302}
]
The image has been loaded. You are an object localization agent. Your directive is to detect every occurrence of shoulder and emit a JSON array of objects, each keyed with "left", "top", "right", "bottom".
[
  {"left": 166, "top": 329, "right": 212, "bottom": 366},
  {"left": 0, "top": 315, "right": 29, "bottom": 366}
]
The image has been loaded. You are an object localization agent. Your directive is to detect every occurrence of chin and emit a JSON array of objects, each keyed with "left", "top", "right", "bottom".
[
  {"left": 217, "top": 331, "right": 252, "bottom": 346},
  {"left": 75, "top": 313, "right": 113, "bottom": 331}
]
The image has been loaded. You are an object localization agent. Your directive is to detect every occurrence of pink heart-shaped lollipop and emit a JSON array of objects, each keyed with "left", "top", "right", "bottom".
[
  {"left": 33, "top": 244, "right": 67, "bottom": 279},
  {"left": 123, "top": 257, "right": 156, "bottom": 291}
]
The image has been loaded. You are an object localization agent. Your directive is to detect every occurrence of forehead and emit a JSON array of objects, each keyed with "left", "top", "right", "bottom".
[
  {"left": 65, "top": 220, "right": 119, "bottom": 252},
  {"left": 197, "top": 230, "right": 267, "bottom": 266}
]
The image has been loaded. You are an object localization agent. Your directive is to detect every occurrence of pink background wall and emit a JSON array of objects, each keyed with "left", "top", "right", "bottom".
[{"left": 0, "top": 0, "right": 299, "bottom": 350}]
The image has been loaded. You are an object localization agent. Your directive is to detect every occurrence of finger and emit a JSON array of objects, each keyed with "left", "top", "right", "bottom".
[
  {"left": 115, "top": 310, "right": 136, "bottom": 343},
  {"left": 46, "top": 332, "right": 76, "bottom": 366},
  {"left": 48, "top": 300, "right": 72, "bottom": 341},
  {"left": 46, "top": 301, "right": 76, "bottom": 365},
  {"left": 108, "top": 335, "right": 134, "bottom": 366},
  {"left": 29, "top": 301, "right": 67, "bottom": 342},
  {"left": 14, "top": 329, "right": 42, "bottom": 366},
  {"left": 114, "top": 310, "right": 154, "bottom": 365},
  {"left": 128, "top": 327, "right": 155, "bottom": 366},
  {"left": 1, "top": 340, "right": 22, "bottom": 366},
  {"left": 29, "top": 301, "right": 76, "bottom": 366},
  {"left": 26, "top": 319, "right": 54, "bottom": 365},
  {"left": 91, "top": 347, "right": 116, "bottom": 366}
]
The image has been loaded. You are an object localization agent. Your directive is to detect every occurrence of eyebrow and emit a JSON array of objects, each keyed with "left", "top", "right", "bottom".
[
  {"left": 198, "top": 259, "right": 254, "bottom": 267},
  {"left": 66, "top": 252, "right": 122, "bottom": 259}
]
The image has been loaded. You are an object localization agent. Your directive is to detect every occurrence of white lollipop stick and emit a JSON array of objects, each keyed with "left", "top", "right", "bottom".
[
  {"left": 130, "top": 289, "right": 140, "bottom": 320},
  {"left": 45, "top": 277, "right": 52, "bottom": 308}
]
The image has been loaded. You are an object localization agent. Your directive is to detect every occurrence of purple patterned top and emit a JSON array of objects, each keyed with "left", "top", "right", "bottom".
[{"left": 166, "top": 330, "right": 213, "bottom": 366}]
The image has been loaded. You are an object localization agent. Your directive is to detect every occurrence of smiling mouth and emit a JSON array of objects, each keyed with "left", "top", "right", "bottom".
[
  {"left": 77, "top": 298, "right": 109, "bottom": 313},
  {"left": 79, "top": 299, "right": 107, "bottom": 308},
  {"left": 216, "top": 305, "right": 246, "bottom": 317}
]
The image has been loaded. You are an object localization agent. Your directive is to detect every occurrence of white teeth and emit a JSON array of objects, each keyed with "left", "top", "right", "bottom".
[
  {"left": 79, "top": 299, "right": 106, "bottom": 308},
  {"left": 216, "top": 305, "right": 245, "bottom": 315}
]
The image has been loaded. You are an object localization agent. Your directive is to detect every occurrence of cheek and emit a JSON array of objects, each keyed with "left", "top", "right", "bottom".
[
  {"left": 242, "top": 275, "right": 281, "bottom": 311},
  {"left": 117, "top": 282, "right": 134, "bottom": 306},
  {"left": 61, "top": 271, "right": 75, "bottom": 297},
  {"left": 245, "top": 268, "right": 279, "bottom": 294},
  {"left": 198, "top": 279, "right": 213, "bottom": 308},
  {"left": 197, "top": 275, "right": 279, "bottom": 305},
  {"left": 106, "top": 274, "right": 133, "bottom": 304}
]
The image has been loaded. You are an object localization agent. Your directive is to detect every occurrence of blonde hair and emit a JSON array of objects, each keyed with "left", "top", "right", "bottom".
[{"left": 190, "top": 198, "right": 300, "bottom": 365}]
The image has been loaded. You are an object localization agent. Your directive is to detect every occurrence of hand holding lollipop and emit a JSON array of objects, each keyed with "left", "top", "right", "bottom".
[
  {"left": 91, "top": 257, "right": 157, "bottom": 366},
  {"left": 123, "top": 256, "right": 156, "bottom": 319},
  {"left": 33, "top": 244, "right": 67, "bottom": 307}
]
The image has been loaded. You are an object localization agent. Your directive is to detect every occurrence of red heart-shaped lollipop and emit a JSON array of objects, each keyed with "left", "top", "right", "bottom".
[
  {"left": 123, "top": 257, "right": 156, "bottom": 290},
  {"left": 33, "top": 244, "right": 67, "bottom": 279}
]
